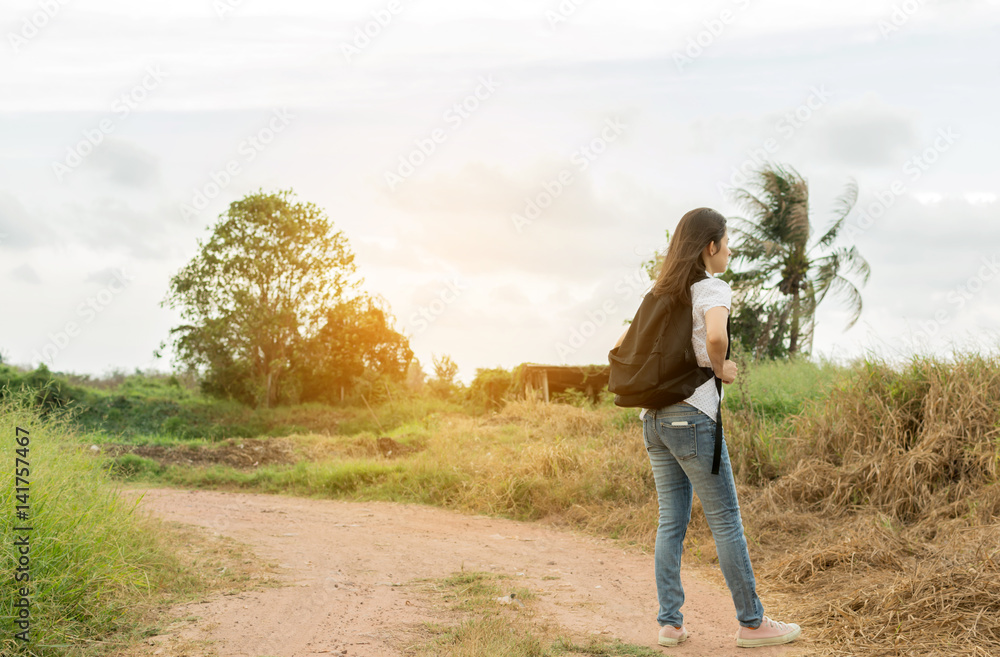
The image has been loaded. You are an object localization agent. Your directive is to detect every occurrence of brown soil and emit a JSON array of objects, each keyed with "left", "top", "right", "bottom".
[
  {"left": 102, "top": 436, "right": 421, "bottom": 470},
  {"left": 120, "top": 486, "right": 812, "bottom": 657},
  {"left": 103, "top": 438, "right": 299, "bottom": 469}
]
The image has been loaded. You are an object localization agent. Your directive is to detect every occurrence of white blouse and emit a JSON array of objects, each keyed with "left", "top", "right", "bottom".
[{"left": 639, "top": 276, "right": 732, "bottom": 420}]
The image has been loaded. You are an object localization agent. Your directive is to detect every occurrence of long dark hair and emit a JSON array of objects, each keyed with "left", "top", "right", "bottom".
[{"left": 651, "top": 207, "right": 727, "bottom": 306}]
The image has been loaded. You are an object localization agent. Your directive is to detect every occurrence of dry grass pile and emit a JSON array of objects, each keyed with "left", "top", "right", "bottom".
[
  {"left": 735, "top": 353, "right": 1000, "bottom": 655},
  {"left": 766, "top": 355, "right": 1000, "bottom": 523}
]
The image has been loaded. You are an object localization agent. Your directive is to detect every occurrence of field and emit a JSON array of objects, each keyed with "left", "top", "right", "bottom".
[{"left": 2, "top": 351, "right": 999, "bottom": 656}]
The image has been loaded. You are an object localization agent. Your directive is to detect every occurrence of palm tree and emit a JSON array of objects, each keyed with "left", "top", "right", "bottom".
[{"left": 727, "top": 163, "right": 870, "bottom": 357}]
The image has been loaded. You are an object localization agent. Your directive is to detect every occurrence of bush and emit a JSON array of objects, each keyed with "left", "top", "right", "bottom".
[
  {"left": 0, "top": 363, "right": 92, "bottom": 413},
  {"left": 467, "top": 367, "right": 515, "bottom": 410}
]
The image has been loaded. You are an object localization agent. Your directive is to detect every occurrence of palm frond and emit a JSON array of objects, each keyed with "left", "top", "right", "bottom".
[
  {"left": 731, "top": 233, "right": 787, "bottom": 264},
  {"left": 730, "top": 188, "right": 772, "bottom": 226},
  {"left": 810, "top": 252, "right": 839, "bottom": 304},
  {"left": 825, "top": 274, "right": 865, "bottom": 328},
  {"left": 840, "top": 244, "right": 871, "bottom": 285},
  {"left": 755, "top": 165, "right": 809, "bottom": 244},
  {"left": 797, "top": 281, "right": 818, "bottom": 340},
  {"left": 827, "top": 245, "right": 870, "bottom": 285},
  {"left": 811, "top": 243, "right": 869, "bottom": 309},
  {"left": 727, "top": 215, "right": 763, "bottom": 242},
  {"left": 811, "top": 177, "right": 858, "bottom": 253},
  {"left": 787, "top": 196, "right": 811, "bottom": 247}
]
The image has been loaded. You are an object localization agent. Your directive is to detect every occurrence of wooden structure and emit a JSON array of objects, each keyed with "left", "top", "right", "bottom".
[{"left": 521, "top": 363, "right": 610, "bottom": 403}]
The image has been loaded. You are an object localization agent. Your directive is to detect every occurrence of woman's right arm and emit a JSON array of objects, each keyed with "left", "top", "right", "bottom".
[{"left": 705, "top": 306, "right": 737, "bottom": 384}]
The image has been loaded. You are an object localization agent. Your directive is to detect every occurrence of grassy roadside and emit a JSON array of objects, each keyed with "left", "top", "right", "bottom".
[
  {"left": 0, "top": 392, "right": 281, "bottom": 657},
  {"left": 105, "top": 516, "right": 284, "bottom": 657}
]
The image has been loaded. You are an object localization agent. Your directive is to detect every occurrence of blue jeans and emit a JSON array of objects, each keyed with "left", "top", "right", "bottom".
[{"left": 642, "top": 402, "right": 764, "bottom": 629}]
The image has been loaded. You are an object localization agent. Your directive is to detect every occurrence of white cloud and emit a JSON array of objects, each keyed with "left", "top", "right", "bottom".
[
  {"left": 809, "top": 94, "right": 921, "bottom": 166},
  {"left": 81, "top": 138, "right": 161, "bottom": 187},
  {"left": 965, "top": 192, "right": 997, "bottom": 204},
  {"left": 0, "top": 193, "right": 47, "bottom": 249},
  {"left": 914, "top": 192, "right": 945, "bottom": 204},
  {"left": 811, "top": 194, "right": 1000, "bottom": 360},
  {"left": 9, "top": 263, "right": 42, "bottom": 285}
]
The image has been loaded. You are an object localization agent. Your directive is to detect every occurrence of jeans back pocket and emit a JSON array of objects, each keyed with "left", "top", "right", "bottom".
[{"left": 658, "top": 420, "right": 698, "bottom": 460}]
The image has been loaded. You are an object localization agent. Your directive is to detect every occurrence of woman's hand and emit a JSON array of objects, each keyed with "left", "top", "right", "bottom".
[{"left": 720, "top": 359, "right": 738, "bottom": 384}]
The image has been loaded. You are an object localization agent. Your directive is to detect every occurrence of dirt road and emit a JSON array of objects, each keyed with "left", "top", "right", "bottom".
[{"left": 124, "top": 486, "right": 805, "bottom": 656}]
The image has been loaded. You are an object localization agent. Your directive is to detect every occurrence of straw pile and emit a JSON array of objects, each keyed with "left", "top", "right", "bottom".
[{"left": 726, "top": 354, "right": 1000, "bottom": 655}]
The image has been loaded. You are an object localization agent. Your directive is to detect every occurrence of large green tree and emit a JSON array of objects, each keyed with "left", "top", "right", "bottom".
[
  {"left": 161, "top": 189, "right": 410, "bottom": 407},
  {"left": 726, "top": 163, "right": 870, "bottom": 358}
]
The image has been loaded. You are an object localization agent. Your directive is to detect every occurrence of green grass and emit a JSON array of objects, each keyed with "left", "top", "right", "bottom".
[
  {"left": 721, "top": 354, "right": 847, "bottom": 421},
  {"left": 0, "top": 392, "right": 170, "bottom": 656},
  {"left": 108, "top": 453, "right": 167, "bottom": 479},
  {"left": 145, "top": 458, "right": 466, "bottom": 504}
]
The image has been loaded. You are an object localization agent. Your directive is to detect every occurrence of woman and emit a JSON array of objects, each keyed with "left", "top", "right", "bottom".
[{"left": 616, "top": 207, "right": 801, "bottom": 649}]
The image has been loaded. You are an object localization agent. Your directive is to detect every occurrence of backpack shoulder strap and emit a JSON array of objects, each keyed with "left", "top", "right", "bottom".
[{"left": 710, "top": 314, "right": 731, "bottom": 475}]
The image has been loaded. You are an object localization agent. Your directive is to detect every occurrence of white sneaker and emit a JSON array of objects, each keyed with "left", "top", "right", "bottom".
[{"left": 735, "top": 615, "right": 801, "bottom": 647}]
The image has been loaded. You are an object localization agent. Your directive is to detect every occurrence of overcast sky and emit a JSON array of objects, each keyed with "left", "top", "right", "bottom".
[{"left": 2, "top": 0, "right": 999, "bottom": 383}]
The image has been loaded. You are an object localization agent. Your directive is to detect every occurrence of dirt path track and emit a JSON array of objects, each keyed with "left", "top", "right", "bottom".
[{"left": 125, "top": 487, "right": 803, "bottom": 657}]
